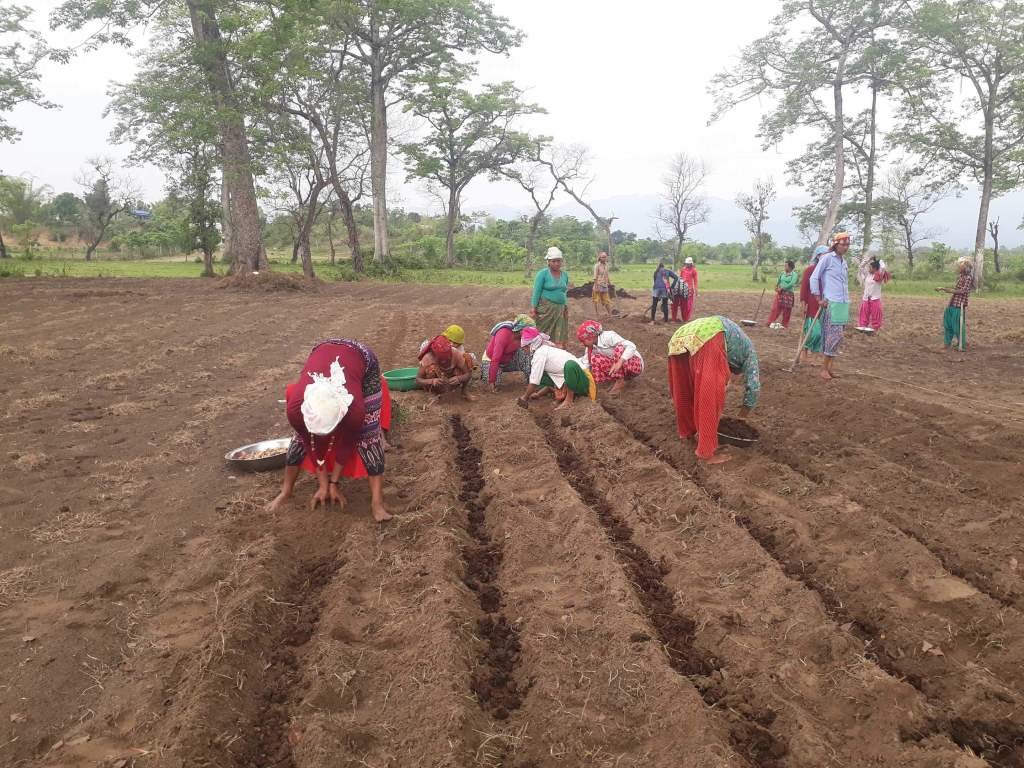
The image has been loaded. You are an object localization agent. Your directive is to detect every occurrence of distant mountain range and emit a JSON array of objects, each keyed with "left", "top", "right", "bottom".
[{"left": 473, "top": 189, "right": 1024, "bottom": 250}]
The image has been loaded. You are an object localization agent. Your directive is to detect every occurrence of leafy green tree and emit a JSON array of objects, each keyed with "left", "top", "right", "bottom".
[
  {"left": 44, "top": 191, "right": 82, "bottom": 235},
  {"left": 53, "top": 0, "right": 267, "bottom": 273},
  {"left": 0, "top": 174, "right": 49, "bottom": 257},
  {"left": 320, "top": 0, "right": 523, "bottom": 263},
  {"left": 712, "top": 1, "right": 905, "bottom": 246},
  {"left": 401, "top": 75, "right": 541, "bottom": 267},
  {"left": 0, "top": 3, "right": 59, "bottom": 142},
  {"left": 892, "top": 0, "right": 1024, "bottom": 289}
]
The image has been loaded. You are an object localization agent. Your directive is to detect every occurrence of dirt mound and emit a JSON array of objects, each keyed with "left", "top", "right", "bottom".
[
  {"left": 567, "top": 281, "right": 635, "bottom": 299},
  {"left": 216, "top": 270, "right": 319, "bottom": 292}
]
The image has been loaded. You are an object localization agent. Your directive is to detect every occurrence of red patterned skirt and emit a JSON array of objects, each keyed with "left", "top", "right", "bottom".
[{"left": 589, "top": 348, "right": 644, "bottom": 383}]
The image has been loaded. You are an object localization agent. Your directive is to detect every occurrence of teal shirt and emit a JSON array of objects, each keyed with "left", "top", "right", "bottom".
[
  {"left": 531, "top": 268, "right": 569, "bottom": 307},
  {"left": 776, "top": 271, "right": 799, "bottom": 292}
]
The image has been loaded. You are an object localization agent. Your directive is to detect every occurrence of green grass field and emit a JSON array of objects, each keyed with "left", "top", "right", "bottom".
[{"left": 3, "top": 254, "right": 1023, "bottom": 298}]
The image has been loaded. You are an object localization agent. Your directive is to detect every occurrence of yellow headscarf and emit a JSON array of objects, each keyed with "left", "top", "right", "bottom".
[{"left": 442, "top": 324, "right": 465, "bottom": 345}]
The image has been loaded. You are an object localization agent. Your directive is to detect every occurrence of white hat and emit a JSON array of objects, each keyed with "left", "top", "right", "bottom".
[
  {"left": 545, "top": 246, "right": 563, "bottom": 261},
  {"left": 684, "top": 257, "right": 694, "bottom": 265},
  {"left": 301, "top": 357, "right": 355, "bottom": 436}
]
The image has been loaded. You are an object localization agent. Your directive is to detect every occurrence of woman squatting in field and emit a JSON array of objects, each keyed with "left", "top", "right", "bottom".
[
  {"left": 575, "top": 320, "right": 644, "bottom": 396},
  {"left": 268, "top": 339, "right": 392, "bottom": 522},
  {"left": 481, "top": 313, "right": 535, "bottom": 392},
  {"left": 517, "top": 326, "right": 596, "bottom": 411},
  {"left": 416, "top": 334, "right": 476, "bottom": 400},
  {"left": 668, "top": 316, "right": 760, "bottom": 465}
]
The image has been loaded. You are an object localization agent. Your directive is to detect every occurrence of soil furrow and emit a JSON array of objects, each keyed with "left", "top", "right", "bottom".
[
  {"left": 463, "top": 405, "right": 745, "bottom": 767},
  {"left": 598, "top": 393, "right": 1024, "bottom": 767},
  {"left": 451, "top": 414, "right": 527, "bottom": 720},
  {"left": 532, "top": 412, "right": 786, "bottom": 768},
  {"left": 544, "top": 402, "right": 976, "bottom": 766}
]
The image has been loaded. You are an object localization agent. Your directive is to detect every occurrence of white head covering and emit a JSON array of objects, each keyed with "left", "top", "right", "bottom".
[
  {"left": 301, "top": 357, "right": 355, "bottom": 436},
  {"left": 684, "top": 257, "right": 694, "bottom": 265},
  {"left": 545, "top": 246, "right": 563, "bottom": 261}
]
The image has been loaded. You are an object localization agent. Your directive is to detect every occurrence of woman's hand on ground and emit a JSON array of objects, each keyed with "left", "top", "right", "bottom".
[
  {"left": 328, "top": 483, "right": 346, "bottom": 510},
  {"left": 309, "top": 485, "right": 329, "bottom": 510},
  {"left": 266, "top": 491, "right": 290, "bottom": 512}
]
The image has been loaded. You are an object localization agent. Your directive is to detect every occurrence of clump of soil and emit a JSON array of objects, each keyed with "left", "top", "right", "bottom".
[
  {"left": 718, "top": 418, "right": 759, "bottom": 441},
  {"left": 450, "top": 415, "right": 526, "bottom": 719},
  {"left": 216, "top": 270, "right": 318, "bottom": 292},
  {"left": 567, "top": 281, "right": 635, "bottom": 299}
]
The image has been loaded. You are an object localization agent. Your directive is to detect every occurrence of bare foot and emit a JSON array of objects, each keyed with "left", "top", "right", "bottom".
[
  {"left": 820, "top": 370, "right": 834, "bottom": 381},
  {"left": 463, "top": 393, "right": 479, "bottom": 402},
  {"left": 372, "top": 504, "right": 393, "bottom": 523},
  {"left": 266, "top": 492, "right": 290, "bottom": 512},
  {"left": 516, "top": 397, "right": 530, "bottom": 409},
  {"left": 554, "top": 401, "right": 573, "bottom": 411},
  {"left": 701, "top": 452, "right": 734, "bottom": 465},
  {"left": 609, "top": 381, "right": 626, "bottom": 397}
]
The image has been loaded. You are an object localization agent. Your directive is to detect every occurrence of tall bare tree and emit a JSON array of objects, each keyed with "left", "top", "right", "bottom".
[
  {"left": 736, "top": 178, "right": 776, "bottom": 282},
  {"left": 549, "top": 144, "right": 617, "bottom": 267},
  {"left": 655, "top": 152, "right": 709, "bottom": 268},
  {"left": 877, "top": 163, "right": 952, "bottom": 273}
]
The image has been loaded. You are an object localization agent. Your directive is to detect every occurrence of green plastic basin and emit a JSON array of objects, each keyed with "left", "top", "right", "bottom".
[{"left": 383, "top": 366, "right": 420, "bottom": 392}]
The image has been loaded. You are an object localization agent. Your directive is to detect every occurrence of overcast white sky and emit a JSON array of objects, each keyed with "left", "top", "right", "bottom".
[
  {"left": 0, "top": 1, "right": 791, "bottom": 201},
  {"left": 2, "top": 0, "right": 1016, "bottom": 247}
]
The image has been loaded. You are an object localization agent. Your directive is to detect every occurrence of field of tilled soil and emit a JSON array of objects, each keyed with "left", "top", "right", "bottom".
[{"left": 1, "top": 278, "right": 1023, "bottom": 768}]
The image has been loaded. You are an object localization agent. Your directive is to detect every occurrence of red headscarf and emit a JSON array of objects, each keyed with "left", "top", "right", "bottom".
[
  {"left": 577, "top": 320, "right": 602, "bottom": 343},
  {"left": 420, "top": 334, "right": 453, "bottom": 364}
]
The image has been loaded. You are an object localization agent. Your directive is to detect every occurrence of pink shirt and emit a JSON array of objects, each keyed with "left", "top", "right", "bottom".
[{"left": 484, "top": 327, "right": 518, "bottom": 385}]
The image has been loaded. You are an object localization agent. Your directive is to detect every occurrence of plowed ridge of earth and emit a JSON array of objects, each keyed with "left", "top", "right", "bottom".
[{"left": 0, "top": 277, "right": 1020, "bottom": 767}]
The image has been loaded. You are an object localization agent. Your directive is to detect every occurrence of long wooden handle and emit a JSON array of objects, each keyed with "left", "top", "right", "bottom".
[
  {"left": 787, "top": 306, "right": 822, "bottom": 371},
  {"left": 752, "top": 288, "right": 767, "bottom": 322},
  {"left": 959, "top": 305, "right": 966, "bottom": 352}
]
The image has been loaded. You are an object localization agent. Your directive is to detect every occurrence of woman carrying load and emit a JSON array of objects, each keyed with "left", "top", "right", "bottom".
[
  {"left": 531, "top": 246, "right": 570, "bottom": 347},
  {"left": 766, "top": 260, "right": 799, "bottom": 329},
  {"left": 268, "top": 338, "right": 392, "bottom": 522},
  {"left": 668, "top": 316, "right": 760, "bottom": 465},
  {"left": 857, "top": 256, "right": 890, "bottom": 332},
  {"left": 799, "top": 245, "right": 828, "bottom": 363},
  {"left": 576, "top": 320, "right": 643, "bottom": 396},
  {"left": 481, "top": 313, "right": 535, "bottom": 392},
  {"left": 517, "top": 327, "right": 596, "bottom": 411}
]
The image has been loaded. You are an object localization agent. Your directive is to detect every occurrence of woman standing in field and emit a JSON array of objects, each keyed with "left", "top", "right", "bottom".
[
  {"left": 268, "top": 339, "right": 392, "bottom": 522},
  {"left": 766, "top": 260, "right": 799, "bottom": 329},
  {"left": 857, "top": 257, "right": 890, "bottom": 331},
  {"left": 680, "top": 257, "right": 699, "bottom": 321},
  {"left": 576, "top": 320, "right": 644, "bottom": 396},
  {"left": 668, "top": 316, "right": 760, "bottom": 465},
  {"left": 650, "top": 261, "right": 679, "bottom": 323},
  {"left": 810, "top": 233, "right": 852, "bottom": 381},
  {"left": 937, "top": 257, "right": 974, "bottom": 351},
  {"left": 591, "top": 251, "right": 613, "bottom": 317},
  {"left": 481, "top": 313, "right": 535, "bottom": 392},
  {"left": 531, "top": 247, "right": 570, "bottom": 347},
  {"left": 518, "top": 327, "right": 596, "bottom": 411},
  {"left": 799, "top": 246, "right": 828, "bottom": 362}
]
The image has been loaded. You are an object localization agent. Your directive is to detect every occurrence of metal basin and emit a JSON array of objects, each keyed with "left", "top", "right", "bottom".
[{"left": 224, "top": 437, "right": 291, "bottom": 472}]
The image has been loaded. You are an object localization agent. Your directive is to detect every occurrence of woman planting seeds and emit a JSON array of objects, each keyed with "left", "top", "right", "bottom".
[
  {"left": 668, "top": 316, "right": 760, "bottom": 465},
  {"left": 518, "top": 327, "right": 596, "bottom": 411},
  {"left": 268, "top": 339, "right": 392, "bottom": 522},
  {"left": 481, "top": 313, "right": 535, "bottom": 392},
  {"left": 576, "top": 320, "right": 643, "bottom": 396}
]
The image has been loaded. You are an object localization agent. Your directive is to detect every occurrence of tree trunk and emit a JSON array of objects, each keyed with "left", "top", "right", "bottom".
[
  {"left": 201, "top": 246, "right": 215, "bottom": 277},
  {"left": 445, "top": 187, "right": 459, "bottom": 268},
  {"left": 369, "top": 66, "right": 390, "bottom": 263},
  {"left": 326, "top": 216, "right": 337, "bottom": 265},
  {"left": 0, "top": 230, "right": 8, "bottom": 259},
  {"left": 751, "top": 232, "right": 762, "bottom": 281},
  {"left": 817, "top": 55, "right": 848, "bottom": 247},
  {"left": 860, "top": 81, "right": 878, "bottom": 259},
  {"left": 992, "top": 231, "right": 1000, "bottom": 273},
  {"left": 904, "top": 229, "right": 914, "bottom": 274},
  {"left": 186, "top": 0, "right": 264, "bottom": 275},
  {"left": 525, "top": 212, "right": 540, "bottom": 278},
  {"left": 974, "top": 109, "right": 995, "bottom": 291},
  {"left": 334, "top": 187, "right": 362, "bottom": 273},
  {"left": 674, "top": 234, "right": 684, "bottom": 270},
  {"left": 602, "top": 221, "right": 615, "bottom": 269},
  {"left": 219, "top": 168, "right": 232, "bottom": 262},
  {"left": 297, "top": 184, "right": 326, "bottom": 280},
  {"left": 291, "top": 239, "right": 300, "bottom": 264}
]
